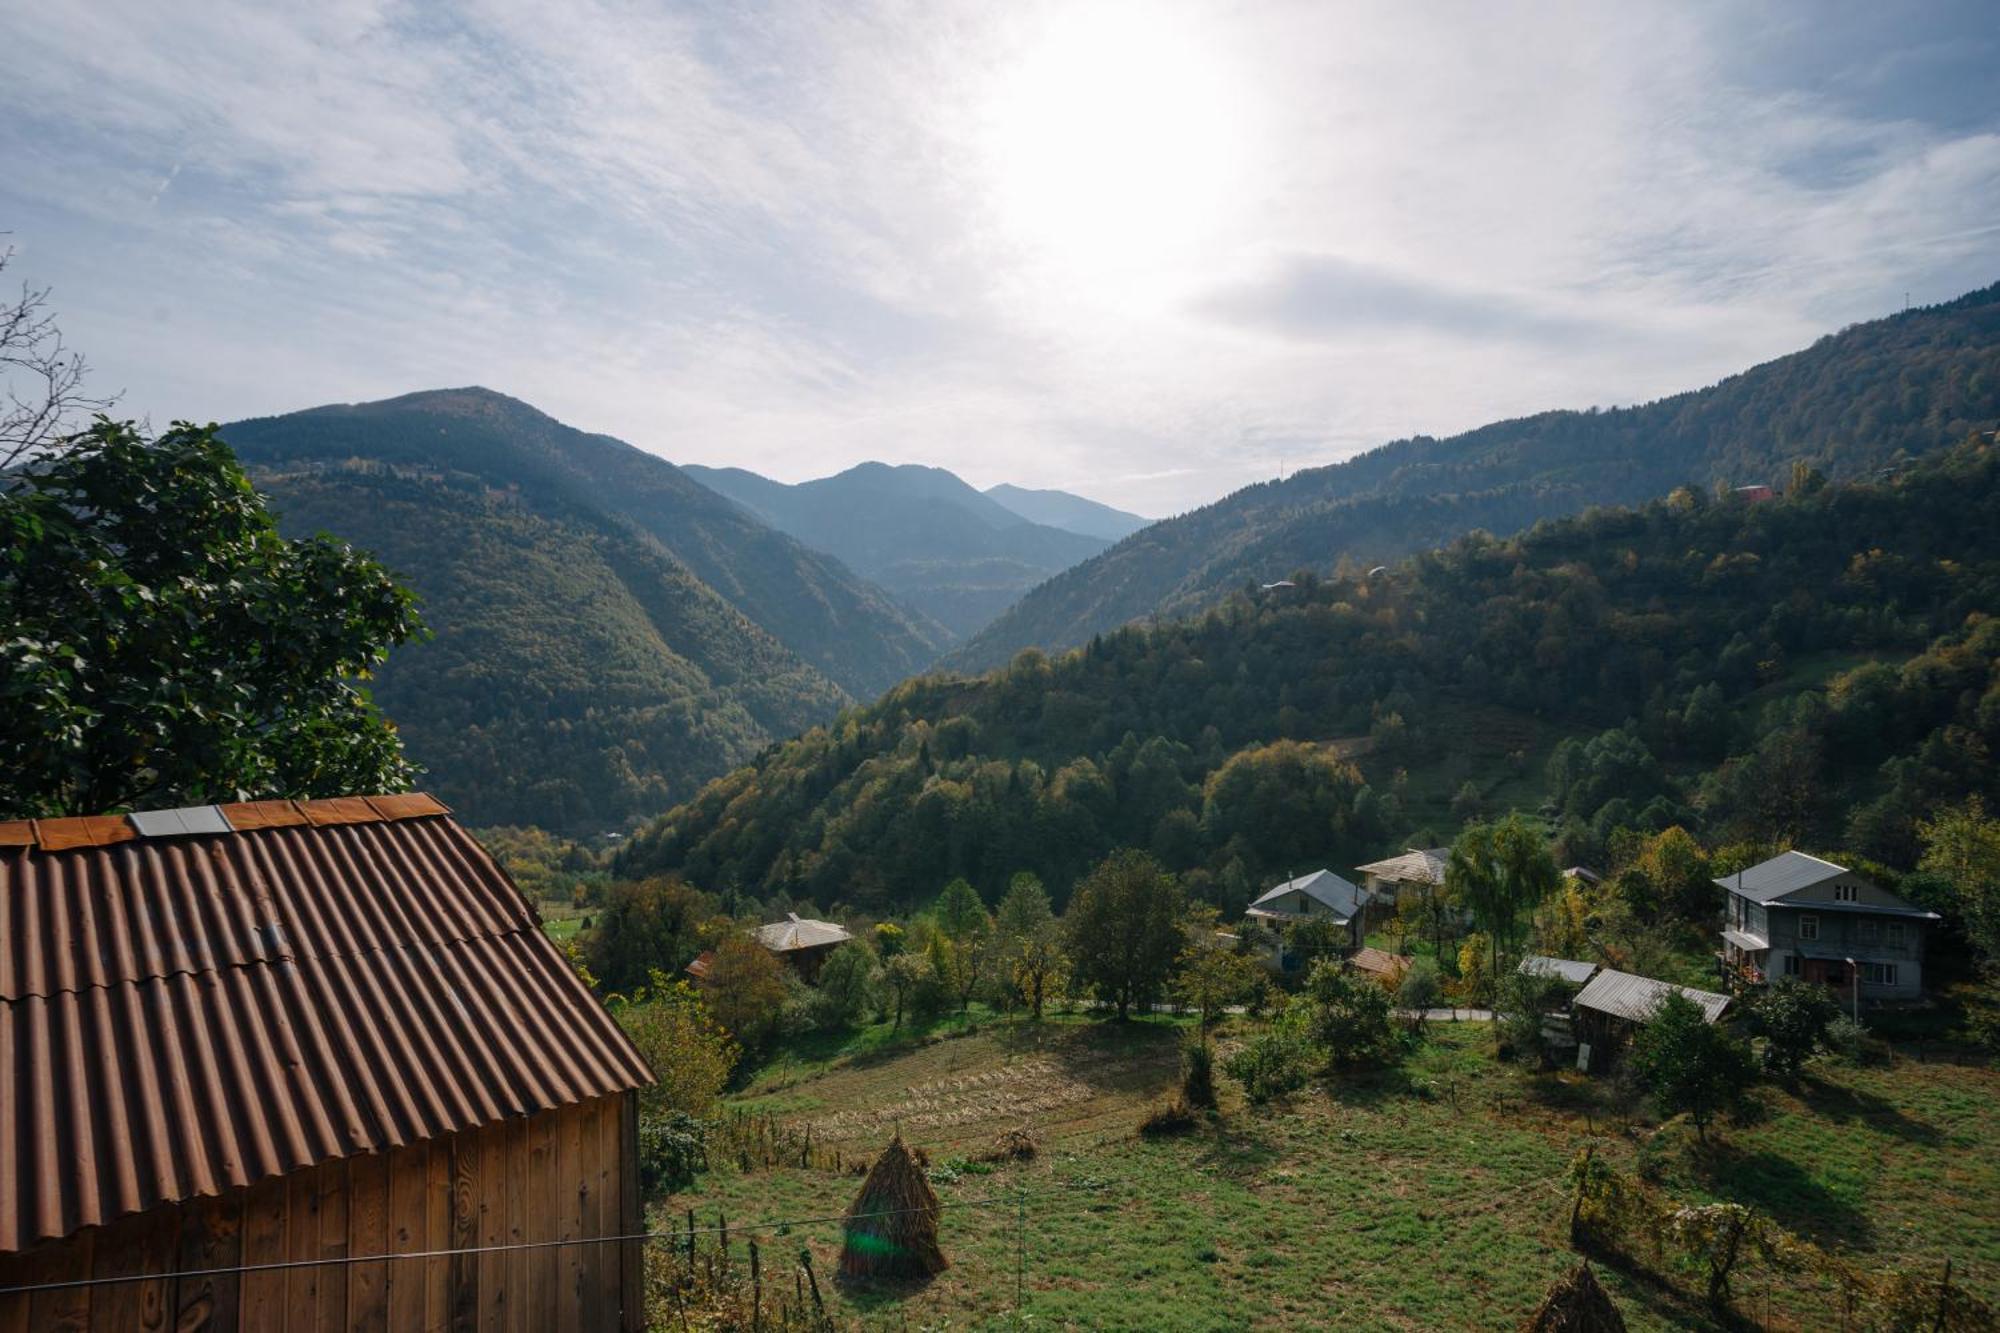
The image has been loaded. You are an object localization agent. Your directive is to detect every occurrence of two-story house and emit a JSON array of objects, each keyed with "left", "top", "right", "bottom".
[{"left": 1718, "top": 851, "right": 1939, "bottom": 1000}]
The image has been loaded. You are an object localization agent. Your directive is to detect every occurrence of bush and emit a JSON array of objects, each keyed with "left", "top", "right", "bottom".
[
  {"left": 1630, "top": 992, "right": 1756, "bottom": 1141},
  {"left": 1223, "top": 1021, "right": 1315, "bottom": 1103},
  {"left": 1494, "top": 970, "right": 1568, "bottom": 1069},
  {"left": 1749, "top": 977, "right": 1841, "bottom": 1079},
  {"left": 810, "top": 940, "right": 879, "bottom": 1031},
  {"left": 615, "top": 976, "right": 738, "bottom": 1116},
  {"left": 1139, "top": 1097, "right": 1198, "bottom": 1137},
  {"left": 637, "top": 1110, "right": 709, "bottom": 1194},
  {"left": 1299, "top": 959, "right": 1397, "bottom": 1067},
  {"left": 1182, "top": 1038, "right": 1216, "bottom": 1109}
]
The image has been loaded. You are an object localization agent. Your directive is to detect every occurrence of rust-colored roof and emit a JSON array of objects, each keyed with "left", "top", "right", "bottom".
[
  {"left": 0, "top": 795, "right": 651, "bottom": 1255},
  {"left": 1349, "top": 946, "right": 1413, "bottom": 977}
]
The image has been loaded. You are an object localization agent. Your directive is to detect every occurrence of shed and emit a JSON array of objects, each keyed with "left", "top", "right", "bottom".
[
  {"left": 0, "top": 794, "right": 654, "bottom": 1332},
  {"left": 1572, "top": 969, "right": 1731, "bottom": 1070},
  {"left": 1347, "top": 947, "right": 1413, "bottom": 989},
  {"left": 1518, "top": 955, "right": 1600, "bottom": 989},
  {"left": 754, "top": 913, "right": 851, "bottom": 979}
]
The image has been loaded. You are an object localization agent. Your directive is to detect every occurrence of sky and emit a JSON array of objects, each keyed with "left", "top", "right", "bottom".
[{"left": 1, "top": 1, "right": 1996, "bottom": 517}]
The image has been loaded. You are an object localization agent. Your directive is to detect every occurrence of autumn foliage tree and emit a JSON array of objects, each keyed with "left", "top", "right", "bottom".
[{"left": 1065, "top": 849, "right": 1184, "bottom": 1019}]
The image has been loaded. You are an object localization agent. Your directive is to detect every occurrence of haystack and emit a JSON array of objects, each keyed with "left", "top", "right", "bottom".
[
  {"left": 839, "top": 1134, "right": 947, "bottom": 1281},
  {"left": 984, "top": 1126, "right": 1037, "bottom": 1163},
  {"left": 1522, "top": 1262, "right": 1626, "bottom": 1332}
]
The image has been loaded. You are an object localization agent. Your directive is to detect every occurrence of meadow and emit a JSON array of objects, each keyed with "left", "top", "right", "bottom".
[{"left": 653, "top": 1011, "right": 1999, "bottom": 1329}]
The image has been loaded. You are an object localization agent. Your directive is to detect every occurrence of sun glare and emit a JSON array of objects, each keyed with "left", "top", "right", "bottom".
[{"left": 976, "top": 3, "right": 1249, "bottom": 293}]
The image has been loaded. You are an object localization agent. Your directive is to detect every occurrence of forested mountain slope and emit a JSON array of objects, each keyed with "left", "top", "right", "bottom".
[
  {"left": 227, "top": 389, "right": 948, "bottom": 697},
  {"left": 684, "top": 461, "right": 1108, "bottom": 638},
  {"left": 954, "top": 281, "right": 2000, "bottom": 670},
  {"left": 983, "top": 482, "right": 1152, "bottom": 541},
  {"left": 618, "top": 436, "right": 2000, "bottom": 915}
]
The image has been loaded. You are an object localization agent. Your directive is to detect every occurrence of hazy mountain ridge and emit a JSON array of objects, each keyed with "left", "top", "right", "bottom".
[
  {"left": 952, "top": 281, "right": 2000, "bottom": 670},
  {"left": 684, "top": 460, "right": 1111, "bottom": 638},
  {"left": 983, "top": 482, "right": 1152, "bottom": 540}
]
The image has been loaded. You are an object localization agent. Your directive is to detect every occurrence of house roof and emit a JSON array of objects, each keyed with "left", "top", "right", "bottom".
[
  {"left": 0, "top": 795, "right": 652, "bottom": 1255},
  {"left": 1713, "top": 850, "right": 1850, "bottom": 902},
  {"left": 1518, "top": 955, "right": 1600, "bottom": 985},
  {"left": 1354, "top": 848, "right": 1448, "bottom": 886},
  {"left": 1574, "top": 969, "right": 1731, "bottom": 1025},
  {"left": 754, "top": 913, "right": 851, "bottom": 952},
  {"left": 1349, "top": 947, "right": 1412, "bottom": 977},
  {"left": 1247, "top": 869, "right": 1368, "bottom": 921}
]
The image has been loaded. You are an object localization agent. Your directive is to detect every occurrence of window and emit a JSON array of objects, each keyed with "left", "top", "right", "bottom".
[
  {"left": 1886, "top": 923, "right": 1907, "bottom": 948},
  {"left": 1859, "top": 920, "right": 1879, "bottom": 945},
  {"left": 1834, "top": 883, "right": 1858, "bottom": 902},
  {"left": 1798, "top": 914, "right": 1820, "bottom": 942},
  {"left": 1865, "top": 963, "right": 1898, "bottom": 987},
  {"left": 1784, "top": 954, "right": 1801, "bottom": 976}
]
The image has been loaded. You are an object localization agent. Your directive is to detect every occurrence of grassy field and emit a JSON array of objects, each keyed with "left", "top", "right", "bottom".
[{"left": 654, "top": 1014, "right": 1999, "bottom": 1330}]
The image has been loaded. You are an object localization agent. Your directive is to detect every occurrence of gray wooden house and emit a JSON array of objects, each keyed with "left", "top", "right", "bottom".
[{"left": 1718, "top": 851, "right": 1939, "bottom": 1000}]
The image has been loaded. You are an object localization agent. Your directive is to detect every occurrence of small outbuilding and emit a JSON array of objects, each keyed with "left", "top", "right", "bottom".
[
  {"left": 1572, "top": 968, "right": 1731, "bottom": 1071},
  {"left": 1348, "top": 946, "right": 1413, "bottom": 989},
  {"left": 1518, "top": 955, "right": 1601, "bottom": 992},
  {"left": 0, "top": 794, "right": 654, "bottom": 1332},
  {"left": 755, "top": 912, "right": 853, "bottom": 979}
]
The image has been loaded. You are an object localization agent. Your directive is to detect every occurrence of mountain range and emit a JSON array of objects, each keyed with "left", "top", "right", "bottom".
[
  {"left": 950, "top": 282, "right": 2000, "bottom": 671},
  {"left": 681, "top": 462, "right": 1131, "bottom": 638},
  {"left": 225, "top": 388, "right": 950, "bottom": 828}
]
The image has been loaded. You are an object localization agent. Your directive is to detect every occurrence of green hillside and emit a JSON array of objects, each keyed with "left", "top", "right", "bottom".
[
  {"left": 954, "top": 281, "right": 2000, "bottom": 671},
  {"left": 685, "top": 461, "right": 1109, "bottom": 638},
  {"left": 617, "top": 435, "right": 2000, "bottom": 911},
  {"left": 226, "top": 389, "right": 949, "bottom": 698}
]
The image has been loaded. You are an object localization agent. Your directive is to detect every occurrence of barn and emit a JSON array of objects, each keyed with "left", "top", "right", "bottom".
[{"left": 0, "top": 794, "right": 655, "bottom": 1331}]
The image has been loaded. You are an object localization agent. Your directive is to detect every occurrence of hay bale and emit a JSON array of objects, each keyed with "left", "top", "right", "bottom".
[
  {"left": 839, "top": 1135, "right": 947, "bottom": 1281},
  {"left": 1522, "top": 1262, "right": 1626, "bottom": 1332},
  {"left": 984, "top": 1126, "right": 1038, "bottom": 1163}
]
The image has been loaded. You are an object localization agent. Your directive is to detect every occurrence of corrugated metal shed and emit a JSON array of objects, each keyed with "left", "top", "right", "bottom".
[
  {"left": 0, "top": 795, "right": 652, "bottom": 1255},
  {"left": 1519, "top": 955, "right": 1600, "bottom": 985},
  {"left": 1354, "top": 848, "right": 1448, "bottom": 886},
  {"left": 1713, "top": 850, "right": 1848, "bottom": 902},
  {"left": 1574, "top": 969, "right": 1731, "bottom": 1025},
  {"left": 754, "top": 913, "right": 851, "bottom": 952}
]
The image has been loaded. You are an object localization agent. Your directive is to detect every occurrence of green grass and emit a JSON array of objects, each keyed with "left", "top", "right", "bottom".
[{"left": 655, "top": 1019, "right": 2000, "bottom": 1330}]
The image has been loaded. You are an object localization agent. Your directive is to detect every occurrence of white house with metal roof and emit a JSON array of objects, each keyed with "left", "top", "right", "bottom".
[
  {"left": 1245, "top": 869, "right": 1374, "bottom": 965},
  {"left": 1718, "top": 851, "right": 1938, "bottom": 999}
]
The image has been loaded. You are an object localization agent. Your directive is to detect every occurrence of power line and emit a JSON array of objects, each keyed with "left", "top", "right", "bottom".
[{"left": 0, "top": 1188, "right": 1089, "bottom": 1299}]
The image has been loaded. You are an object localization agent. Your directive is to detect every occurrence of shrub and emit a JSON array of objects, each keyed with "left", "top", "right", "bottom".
[
  {"left": 1299, "top": 958, "right": 1398, "bottom": 1067},
  {"left": 1629, "top": 993, "right": 1756, "bottom": 1141},
  {"left": 1749, "top": 977, "right": 1841, "bottom": 1079},
  {"left": 615, "top": 976, "right": 738, "bottom": 1116},
  {"left": 1182, "top": 1037, "right": 1216, "bottom": 1109},
  {"left": 1223, "top": 1022, "right": 1315, "bottom": 1103},
  {"left": 810, "top": 940, "right": 879, "bottom": 1031},
  {"left": 1494, "top": 969, "right": 1568, "bottom": 1068},
  {"left": 1139, "top": 1097, "right": 1198, "bottom": 1137},
  {"left": 637, "top": 1110, "right": 709, "bottom": 1194}
]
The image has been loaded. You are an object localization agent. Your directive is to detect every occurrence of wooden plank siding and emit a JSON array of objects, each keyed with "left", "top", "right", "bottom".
[{"left": 0, "top": 1097, "right": 639, "bottom": 1333}]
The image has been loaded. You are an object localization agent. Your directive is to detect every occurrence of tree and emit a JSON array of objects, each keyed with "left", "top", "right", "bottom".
[
  {"left": 1633, "top": 826, "right": 1715, "bottom": 924},
  {"left": 1446, "top": 814, "right": 1561, "bottom": 966},
  {"left": 1494, "top": 969, "right": 1566, "bottom": 1067},
  {"left": 1174, "top": 904, "right": 1259, "bottom": 1035},
  {"left": 614, "top": 974, "right": 738, "bottom": 1117},
  {"left": 1396, "top": 958, "right": 1444, "bottom": 1034},
  {"left": 811, "top": 941, "right": 879, "bottom": 1031},
  {"left": 1456, "top": 932, "right": 1493, "bottom": 1007},
  {"left": 1749, "top": 977, "right": 1840, "bottom": 1081},
  {"left": 587, "top": 876, "right": 716, "bottom": 995},
  {"left": 931, "top": 878, "right": 992, "bottom": 1011},
  {"left": 1918, "top": 798, "right": 2000, "bottom": 969},
  {"left": 1629, "top": 992, "right": 1756, "bottom": 1141},
  {"left": 700, "top": 935, "right": 789, "bottom": 1054},
  {"left": 0, "top": 247, "right": 111, "bottom": 472},
  {"left": 1065, "top": 848, "right": 1184, "bottom": 1019},
  {"left": 2, "top": 419, "right": 424, "bottom": 817},
  {"left": 1297, "top": 959, "right": 1397, "bottom": 1067},
  {"left": 994, "top": 872, "right": 1066, "bottom": 1020},
  {"left": 883, "top": 952, "right": 928, "bottom": 1032}
]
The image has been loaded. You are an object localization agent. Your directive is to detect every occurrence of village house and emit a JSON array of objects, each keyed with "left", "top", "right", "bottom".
[
  {"left": 755, "top": 912, "right": 853, "bottom": 980},
  {"left": 1572, "top": 969, "right": 1732, "bottom": 1071},
  {"left": 1354, "top": 847, "right": 1449, "bottom": 907},
  {"left": 1718, "top": 851, "right": 1939, "bottom": 1000},
  {"left": 1244, "top": 869, "right": 1373, "bottom": 968},
  {"left": 0, "top": 794, "right": 653, "bottom": 1332}
]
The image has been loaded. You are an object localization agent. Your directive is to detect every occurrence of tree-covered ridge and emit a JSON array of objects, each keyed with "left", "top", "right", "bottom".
[
  {"left": 955, "top": 280, "right": 2000, "bottom": 670},
  {"left": 251, "top": 458, "right": 846, "bottom": 831},
  {"left": 224, "top": 387, "right": 949, "bottom": 697},
  {"left": 617, "top": 436, "right": 2000, "bottom": 914}
]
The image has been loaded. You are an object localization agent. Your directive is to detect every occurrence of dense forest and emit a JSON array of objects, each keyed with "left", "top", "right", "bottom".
[
  {"left": 617, "top": 436, "right": 2000, "bottom": 915},
  {"left": 224, "top": 388, "right": 951, "bottom": 828},
  {"left": 685, "top": 461, "right": 1113, "bottom": 638},
  {"left": 955, "top": 281, "right": 2000, "bottom": 670}
]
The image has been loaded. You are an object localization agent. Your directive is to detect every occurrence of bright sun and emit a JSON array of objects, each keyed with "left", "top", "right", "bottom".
[{"left": 976, "top": 3, "right": 1249, "bottom": 292}]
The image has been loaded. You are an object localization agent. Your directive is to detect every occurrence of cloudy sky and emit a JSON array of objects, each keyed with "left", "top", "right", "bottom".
[{"left": 2, "top": 1, "right": 1995, "bottom": 515}]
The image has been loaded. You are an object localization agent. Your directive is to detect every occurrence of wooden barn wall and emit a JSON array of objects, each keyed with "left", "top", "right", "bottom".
[{"left": 0, "top": 1093, "right": 642, "bottom": 1333}]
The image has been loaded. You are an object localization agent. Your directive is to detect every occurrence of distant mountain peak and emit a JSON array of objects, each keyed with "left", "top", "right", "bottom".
[{"left": 983, "top": 482, "right": 1152, "bottom": 542}]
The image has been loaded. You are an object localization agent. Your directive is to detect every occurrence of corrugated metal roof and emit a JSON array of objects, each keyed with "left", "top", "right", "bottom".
[
  {"left": 1354, "top": 848, "right": 1448, "bottom": 885},
  {"left": 754, "top": 913, "right": 851, "bottom": 952},
  {"left": 1249, "top": 869, "right": 1368, "bottom": 920},
  {"left": 1574, "top": 969, "right": 1731, "bottom": 1025},
  {"left": 1519, "top": 955, "right": 1600, "bottom": 985},
  {"left": 1713, "top": 850, "right": 1848, "bottom": 902},
  {"left": 0, "top": 796, "right": 651, "bottom": 1255}
]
